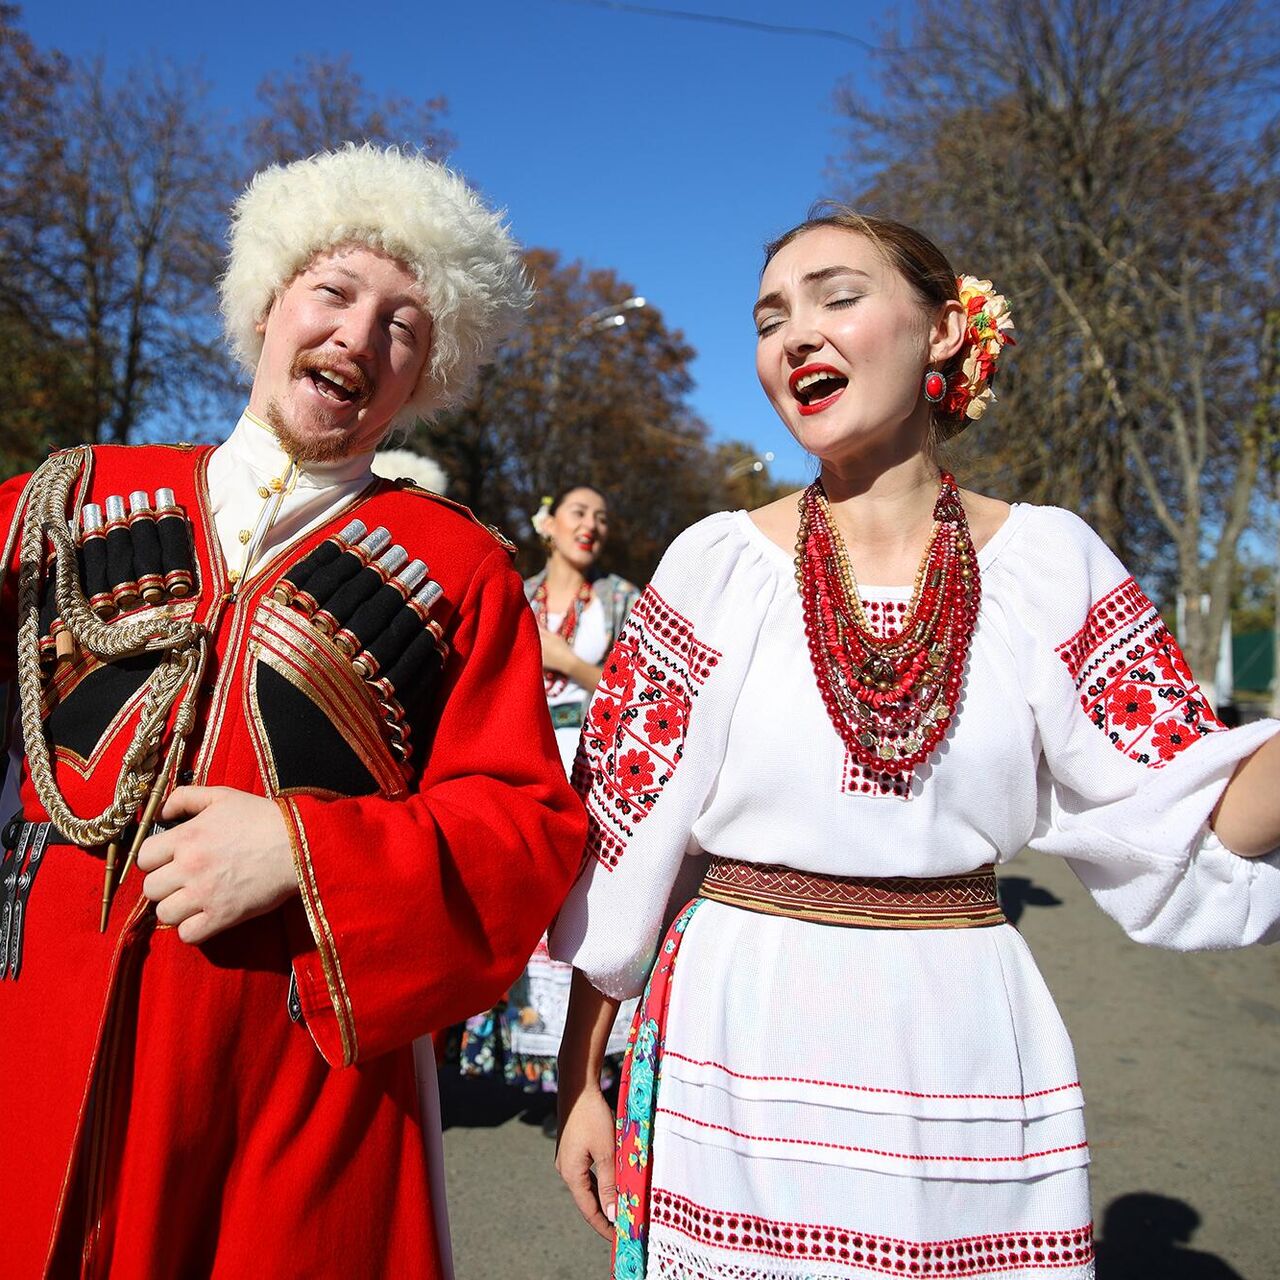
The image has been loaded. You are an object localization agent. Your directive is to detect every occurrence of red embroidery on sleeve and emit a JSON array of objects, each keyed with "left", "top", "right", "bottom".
[
  {"left": 1055, "top": 577, "right": 1224, "bottom": 767},
  {"left": 574, "top": 587, "right": 720, "bottom": 870}
]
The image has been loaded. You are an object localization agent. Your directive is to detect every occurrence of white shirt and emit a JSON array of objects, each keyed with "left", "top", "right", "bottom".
[
  {"left": 551, "top": 506, "right": 1280, "bottom": 999},
  {"left": 206, "top": 410, "right": 375, "bottom": 583}
]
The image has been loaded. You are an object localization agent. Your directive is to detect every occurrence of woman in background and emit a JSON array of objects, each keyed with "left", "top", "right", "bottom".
[
  {"left": 527, "top": 485, "right": 639, "bottom": 775},
  {"left": 458, "top": 486, "right": 639, "bottom": 1125}
]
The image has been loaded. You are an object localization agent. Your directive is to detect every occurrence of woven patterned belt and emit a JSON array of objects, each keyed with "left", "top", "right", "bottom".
[
  {"left": 550, "top": 701, "right": 584, "bottom": 730},
  {"left": 699, "top": 857, "right": 1006, "bottom": 930}
]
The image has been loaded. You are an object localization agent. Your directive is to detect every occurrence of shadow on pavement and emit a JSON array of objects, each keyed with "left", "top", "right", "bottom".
[
  {"left": 997, "top": 875, "right": 1063, "bottom": 927},
  {"left": 438, "top": 1071, "right": 531, "bottom": 1131},
  {"left": 1095, "top": 1192, "right": 1246, "bottom": 1279}
]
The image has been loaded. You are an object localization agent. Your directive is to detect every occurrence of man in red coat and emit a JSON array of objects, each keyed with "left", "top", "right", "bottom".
[{"left": 0, "top": 145, "right": 585, "bottom": 1278}]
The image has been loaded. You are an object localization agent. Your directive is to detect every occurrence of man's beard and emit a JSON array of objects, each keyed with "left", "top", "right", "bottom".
[
  {"left": 266, "top": 351, "right": 380, "bottom": 464},
  {"left": 265, "top": 400, "right": 355, "bottom": 464}
]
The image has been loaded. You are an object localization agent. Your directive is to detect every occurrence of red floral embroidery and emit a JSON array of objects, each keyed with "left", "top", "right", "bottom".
[
  {"left": 1150, "top": 719, "right": 1193, "bottom": 761},
  {"left": 576, "top": 587, "right": 721, "bottom": 871},
  {"left": 1107, "top": 683, "right": 1156, "bottom": 731},
  {"left": 617, "top": 748, "right": 657, "bottom": 791},
  {"left": 644, "top": 701, "right": 686, "bottom": 746},
  {"left": 1056, "top": 577, "right": 1224, "bottom": 767},
  {"left": 587, "top": 696, "right": 620, "bottom": 739},
  {"left": 601, "top": 648, "right": 637, "bottom": 694}
]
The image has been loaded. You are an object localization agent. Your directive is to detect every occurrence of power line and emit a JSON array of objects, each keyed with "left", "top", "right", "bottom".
[{"left": 555, "top": 0, "right": 895, "bottom": 53}]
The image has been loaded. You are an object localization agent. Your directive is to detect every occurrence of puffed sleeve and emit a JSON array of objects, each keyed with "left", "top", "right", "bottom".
[
  {"left": 278, "top": 545, "right": 589, "bottom": 1066},
  {"left": 991, "top": 507, "right": 1280, "bottom": 948},
  {"left": 548, "top": 514, "right": 778, "bottom": 998}
]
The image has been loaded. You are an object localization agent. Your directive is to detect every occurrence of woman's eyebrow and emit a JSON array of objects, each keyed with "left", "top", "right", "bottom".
[
  {"left": 752, "top": 290, "right": 785, "bottom": 320},
  {"left": 754, "top": 267, "right": 872, "bottom": 319}
]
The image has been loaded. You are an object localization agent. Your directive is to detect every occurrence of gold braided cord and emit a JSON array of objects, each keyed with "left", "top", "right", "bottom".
[{"left": 16, "top": 448, "right": 208, "bottom": 847}]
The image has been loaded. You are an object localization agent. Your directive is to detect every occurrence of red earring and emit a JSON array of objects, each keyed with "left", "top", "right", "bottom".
[{"left": 923, "top": 370, "right": 947, "bottom": 403}]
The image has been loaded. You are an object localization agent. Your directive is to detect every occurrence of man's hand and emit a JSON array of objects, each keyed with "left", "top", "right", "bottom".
[{"left": 137, "top": 787, "right": 299, "bottom": 944}]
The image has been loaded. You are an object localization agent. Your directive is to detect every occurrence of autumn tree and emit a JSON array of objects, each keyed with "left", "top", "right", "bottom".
[
  {"left": 244, "top": 54, "right": 453, "bottom": 170},
  {"left": 0, "top": 6, "right": 93, "bottom": 469},
  {"left": 0, "top": 38, "right": 236, "bottom": 459},
  {"left": 831, "top": 0, "right": 1280, "bottom": 681},
  {"left": 419, "top": 249, "right": 719, "bottom": 585}
]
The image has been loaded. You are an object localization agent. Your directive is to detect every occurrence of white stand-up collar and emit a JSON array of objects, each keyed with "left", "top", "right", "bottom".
[
  {"left": 225, "top": 409, "right": 375, "bottom": 490},
  {"left": 207, "top": 410, "right": 377, "bottom": 584}
]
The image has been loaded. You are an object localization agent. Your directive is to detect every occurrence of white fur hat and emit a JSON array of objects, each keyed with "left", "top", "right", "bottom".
[{"left": 219, "top": 144, "right": 531, "bottom": 426}]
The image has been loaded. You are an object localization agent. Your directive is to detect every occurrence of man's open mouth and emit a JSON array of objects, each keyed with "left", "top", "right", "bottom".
[
  {"left": 307, "top": 368, "right": 362, "bottom": 403},
  {"left": 292, "top": 353, "right": 372, "bottom": 407},
  {"left": 789, "top": 365, "right": 848, "bottom": 413}
]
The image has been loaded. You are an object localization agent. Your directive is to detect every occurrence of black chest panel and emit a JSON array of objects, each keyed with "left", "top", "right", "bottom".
[
  {"left": 45, "top": 652, "right": 163, "bottom": 763},
  {"left": 253, "top": 663, "right": 379, "bottom": 799}
]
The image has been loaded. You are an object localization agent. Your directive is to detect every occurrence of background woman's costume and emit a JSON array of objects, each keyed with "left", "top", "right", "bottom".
[
  {"left": 0, "top": 426, "right": 584, "bottom": 1279},
  {"left": 550, "top": 506, "right": 1280, "bottom": 1280},
  {"left": 457, "top": 569, "right": 639, "bottom": 1090}
]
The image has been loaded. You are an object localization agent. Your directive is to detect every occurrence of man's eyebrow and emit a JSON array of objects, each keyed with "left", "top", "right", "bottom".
[
  {"left": 753, "top": 267, "right": 872, "bottom": 318},
  {"left": 322, "top": 264, "right": 426, "bottom": 312}
]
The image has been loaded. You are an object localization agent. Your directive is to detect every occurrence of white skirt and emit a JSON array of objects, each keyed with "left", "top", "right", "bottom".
[{"left": 642, "top": 900, "right": 1095, "bottom": 1279}]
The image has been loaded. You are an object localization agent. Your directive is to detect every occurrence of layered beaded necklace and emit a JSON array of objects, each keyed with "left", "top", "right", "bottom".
[
  {"left": 794, "top": 471, "right": 981, "bottom": 777},
  {"left": 532, "top": 578, "right": 593, "bottom": 696}
]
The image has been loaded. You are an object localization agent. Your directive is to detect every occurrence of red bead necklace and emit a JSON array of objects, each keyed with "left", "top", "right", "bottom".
[
  {"left": 532, "top": 578, "right": 594, "bottom": 696},
  {"left": 794, "top": 472, "right": 981, "bottom": 777}
]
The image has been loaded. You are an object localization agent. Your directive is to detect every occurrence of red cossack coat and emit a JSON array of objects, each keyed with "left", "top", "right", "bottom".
[{"left": 0, "top": 445, "right": 586, "bottom": 1279}]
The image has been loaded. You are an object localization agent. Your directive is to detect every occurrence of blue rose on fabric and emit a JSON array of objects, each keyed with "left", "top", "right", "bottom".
[
  {"left": 627, "top": 1066, "right": 655, "bottom": 1122},
  {"left": 615, "top": 1235, "right": 645, "bottom": 1279}
]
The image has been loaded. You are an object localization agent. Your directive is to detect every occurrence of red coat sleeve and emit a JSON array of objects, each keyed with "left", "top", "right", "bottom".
[{"left": 278, "top": 545, "right": 588, "bottom": 1066}]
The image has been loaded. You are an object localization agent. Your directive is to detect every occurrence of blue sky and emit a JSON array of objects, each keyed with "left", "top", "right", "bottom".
[{"left": 22, "top": 0, "right": 906, "bottom": 484}]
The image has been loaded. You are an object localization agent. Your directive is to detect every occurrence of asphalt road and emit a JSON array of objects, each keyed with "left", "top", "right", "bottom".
[{"left": 439, "top": 849, "right": 1280, "bottom": 1279}]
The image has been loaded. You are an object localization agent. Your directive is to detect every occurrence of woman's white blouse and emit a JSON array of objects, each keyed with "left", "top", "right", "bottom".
[{"left": 550, "top": 505, "right": 1280, "bottom": 999}]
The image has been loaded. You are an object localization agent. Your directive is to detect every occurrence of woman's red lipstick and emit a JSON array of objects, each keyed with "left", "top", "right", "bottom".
[{"left": 788, "top": 364, "right": 848, "bottom": 417}]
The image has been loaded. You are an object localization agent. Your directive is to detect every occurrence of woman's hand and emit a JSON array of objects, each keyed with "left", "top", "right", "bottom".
[
  {"left": 556, "top": 968, "right": 624, "bottom": 1240},
  {"left": 555, "top": 1082, "right": 617, "bottom": 1241},
  {"left": 538, "top": 626, "right": 604, "bottom": 692},
  {"left": 538, "top": 626, "right": 577, "bottom": 674}
]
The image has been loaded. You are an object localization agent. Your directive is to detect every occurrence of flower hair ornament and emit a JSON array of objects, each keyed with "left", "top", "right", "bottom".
[
  {"left": 936, "top": 276, "right": 1016, "bottom": 422},
  {"left": 530, "top": 495, "right": 554, "bottom": 541}
]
